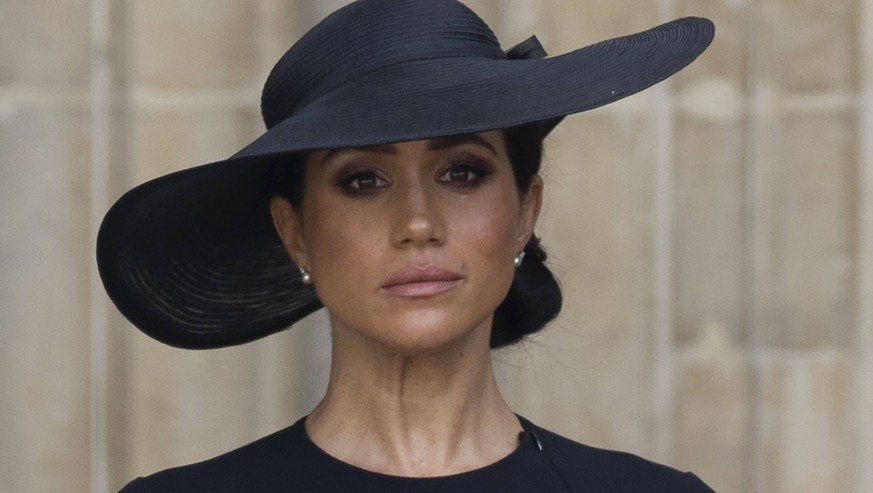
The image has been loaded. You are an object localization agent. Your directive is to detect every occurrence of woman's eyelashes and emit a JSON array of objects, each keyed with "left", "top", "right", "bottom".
[
  {"left": 331, "top": 156, "right": 495, "bottom": 196},
  {"left": 437, "top": 159, "right": 493, "bottom": 188},
  {"left": 334, "top": 168, "right": 388, "bottom": 195}
]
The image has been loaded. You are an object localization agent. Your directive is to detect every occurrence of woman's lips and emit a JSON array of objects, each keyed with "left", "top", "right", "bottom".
[{"left": 381, "top": 265, "right": 463, "bottom": 298}]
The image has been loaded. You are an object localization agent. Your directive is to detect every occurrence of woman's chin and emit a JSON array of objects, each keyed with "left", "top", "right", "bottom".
[{"left": 339, "top": 310, "right": 492, "bottom": 357}]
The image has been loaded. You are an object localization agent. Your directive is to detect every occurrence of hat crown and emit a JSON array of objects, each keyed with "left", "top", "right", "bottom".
[{"left": 261, "top": 0, "right": 504, "bottom": 129}]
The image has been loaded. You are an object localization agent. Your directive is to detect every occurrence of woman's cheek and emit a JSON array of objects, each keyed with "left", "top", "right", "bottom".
[
  {"left": 459, "top": 206, "right": 519, "bottom": 257},
  {"left": 310, "top": 213, "right": 387, "bottom": 294}
]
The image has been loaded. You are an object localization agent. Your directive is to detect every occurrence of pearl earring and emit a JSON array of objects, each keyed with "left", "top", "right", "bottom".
[
  {"left": 513, "top": 251, "right": 526, "bottom": 267},
  {"left": 299, "top": 267, "right": 312, "bottom": 285}
]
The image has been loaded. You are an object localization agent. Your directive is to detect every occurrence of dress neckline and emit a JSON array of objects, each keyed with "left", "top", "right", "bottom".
[{"left": 293, "top": 414, "right": 545, "bottom": 482}]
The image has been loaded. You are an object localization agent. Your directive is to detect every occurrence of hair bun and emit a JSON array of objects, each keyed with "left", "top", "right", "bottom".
[{"left": 490, "top": 235, "right": 562, "bottom": 348}]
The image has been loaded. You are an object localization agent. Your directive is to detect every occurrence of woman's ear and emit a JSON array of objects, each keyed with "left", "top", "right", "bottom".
[
  {"left": 269, "top": 196, "right": 309, "bottom": 268},
  {"left": 517, "top": 174, "right": 543, "bottom": 249}
]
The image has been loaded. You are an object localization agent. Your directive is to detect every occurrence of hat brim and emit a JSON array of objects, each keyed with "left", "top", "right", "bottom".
[
  {"left": 97, "top": 17, "right": 714, "bottom": 349},
  {"left": 235, "top": 16, "right": 713, "bottom": 158}
]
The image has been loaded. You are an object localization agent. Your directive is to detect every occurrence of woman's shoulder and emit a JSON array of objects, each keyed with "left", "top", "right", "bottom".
[
  {"left": 119, "top": 416, "right": 715, "bottom": 493},
  {"left": 520, "top": 417, "right": 715, "bottom": 493},
  {"left": 118, "top": 419, "right": 309, "bottom": 493}
]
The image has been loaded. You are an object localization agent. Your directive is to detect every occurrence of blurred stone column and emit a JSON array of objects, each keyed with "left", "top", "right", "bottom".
[
  {"left": 855, "top": 0, "right": 873, "bottom": 491},
  {"left": 2, "top": 1, "right": 869, "bottom": 492},
  {"left": 745, "top": 1, "right": 860, "bottom": 492},
  {"left": 0, "top": 1, "right": 94, "bottom": 492},
  {"left": 670, "top": 2, "right": 751, "bottom": 492},
  {"left": 116, "top": 0, "right": 275, "bottom": 485}
]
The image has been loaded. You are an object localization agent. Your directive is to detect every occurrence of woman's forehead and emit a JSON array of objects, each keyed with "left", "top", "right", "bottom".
[{"left": 310, "top": 131, "right": 505, "bottom": 163}]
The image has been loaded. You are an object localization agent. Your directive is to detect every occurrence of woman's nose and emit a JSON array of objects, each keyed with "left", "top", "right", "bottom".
[{"left": 391, "top": 181, "right": 445, "bottom": 248}]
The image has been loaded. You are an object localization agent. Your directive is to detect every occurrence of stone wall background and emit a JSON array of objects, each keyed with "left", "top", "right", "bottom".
[{"left": 1, "top": 1, "right": 871, "bottom": 492}]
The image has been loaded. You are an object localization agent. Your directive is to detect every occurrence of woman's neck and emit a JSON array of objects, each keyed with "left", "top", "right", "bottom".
[{"left": 304, "top": 321, "right": 521, "bottom": 477}]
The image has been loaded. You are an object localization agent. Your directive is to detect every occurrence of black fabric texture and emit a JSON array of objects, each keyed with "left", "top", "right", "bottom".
[{"left": 118, "top": 416, "right": 714, "bottom": 492}]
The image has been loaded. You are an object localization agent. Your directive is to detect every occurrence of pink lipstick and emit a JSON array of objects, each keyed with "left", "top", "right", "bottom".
[{"left": 381, "top": 265, "right": 463, "bottom": 298}]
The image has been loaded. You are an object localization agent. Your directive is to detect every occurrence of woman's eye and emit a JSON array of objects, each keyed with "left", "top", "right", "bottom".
[
  {"left": 438, "top": 162, "right": 491, "bottom": 186},
  {"left": 336, "top": 171, "right": 388, "bottom": 194}
]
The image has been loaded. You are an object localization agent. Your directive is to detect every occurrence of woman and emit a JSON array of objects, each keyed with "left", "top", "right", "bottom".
[{"left": 98, "top": 0, "right": 716, "bottom": 491}]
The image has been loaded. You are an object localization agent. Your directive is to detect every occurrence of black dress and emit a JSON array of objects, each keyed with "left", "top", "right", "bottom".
[{"left": 119, "top": 416, "right": 714, "bottom": 492}]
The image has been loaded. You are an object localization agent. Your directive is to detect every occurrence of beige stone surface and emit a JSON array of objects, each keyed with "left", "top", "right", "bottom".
[
  {"left": 0, "top": 0, "right": 92, "bottom": 86},
  {"left": 131, "top": 0, "right": 261, "bottom": 90},
  {"left": 541, "top": 0, "right": 660, "bottom": 53},
  {"left": 758, "top": 0, "right": 858, "bottom": 92},
  {"left": 127, "top": 338, "right": 261, "bottom": 472},
  {"left": 132, "top": 107, "right": 262, "bottom": 182},
  {"left": 2, "top": 1, "right": 872, "bottom": 492},
  {"left": 757, "top": 352, "right": 853, "bottom": 492},
  {"left": 259, "top": 0, "right": 304, "bottom": 67},
  {"left": 511, "top": 110, "right": 662, "bottom": 455},
  {"left": 673, "top": 118, "right": 746, "bottom": 345},
  {"left": 759, "top": 112, "right": 857, "bottom": 348},
  {"left": 118, "top": 309, "right": 331, "bottom": 480},
  {"left": 675, "top": 0, "right": 748, "bottom": 88},
  {"left": 0, "top": 108, "right": 93, "bottom": 492},
  {"left": 675, "top": 329, "right": 750, "bottom": 493}
]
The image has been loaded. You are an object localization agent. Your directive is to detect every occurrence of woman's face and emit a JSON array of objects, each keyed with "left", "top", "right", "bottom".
[{"left": 270, "top": 131, "right": 541, "bottom": 355}]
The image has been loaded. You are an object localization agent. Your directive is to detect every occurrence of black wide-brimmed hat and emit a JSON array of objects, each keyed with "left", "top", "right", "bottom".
[{"left": 97, "top": 0, "right": 714, "bottom": 349}]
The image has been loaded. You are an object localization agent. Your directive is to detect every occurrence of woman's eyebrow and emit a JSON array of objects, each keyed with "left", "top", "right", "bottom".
[
  {"left": 320, "top": 143, "right": 397, "bottom": 164},
  {"left": 320, "top": 134, "right": 496, "bottom": 164},
  {"left": 427, "top": 134, "right": 497, "bottom": 155}
]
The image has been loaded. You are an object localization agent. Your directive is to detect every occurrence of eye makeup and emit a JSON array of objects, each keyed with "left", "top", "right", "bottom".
[{"left": 332, "top": 164, "right": 389, "bottom": 196}]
